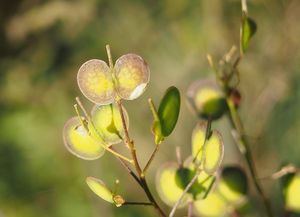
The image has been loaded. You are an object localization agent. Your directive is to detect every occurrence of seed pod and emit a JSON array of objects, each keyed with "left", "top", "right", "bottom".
[
  {"left": 63, "top": 117, "right": 105, "bottom": 160},
  {"left": 77, "top": 59, "right": 114, "bottom": 105},
  {"left": 114, "top": 54, "right": 150, "bottom": 100}
]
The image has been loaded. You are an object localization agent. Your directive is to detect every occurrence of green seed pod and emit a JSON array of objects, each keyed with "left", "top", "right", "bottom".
[
  {"left": 114, "top": 54, "right": 150, "bottom": 100},
  {"left": 91, "top": 103, "right": 129, "bottom": 145},
  {"left": 218, "top": 166, "right": 248, "bottom": 204},
  {"left": 77, "top": 59, "right": 114, "bottom": 105},
  {"left": 186, "top": 79, "right": 227, "bottom": 120},
  {"left": 282, "top": 172, "right": 300, "bottom": 213},
  {"left": 63, "top": 117, "right": 105, "bottom": 160},
  {"left": 86, "top": 177, "right": 125, "bottom": 207},
  {"left": 156, "top": 162, "right": 192, "bottom": 207}
]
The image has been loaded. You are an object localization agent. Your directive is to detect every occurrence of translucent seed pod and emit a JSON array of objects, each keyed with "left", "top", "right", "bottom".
[
  {"left": 156, "top": 162, "right": 191, "bottom": 207},
  {"left": 284, "top": 173, "right": 300, "bottom": 213},
  {"left": 218, "top": 166, "right": 248, "bottom": 205},
  {"left": 186, "top": 79, "right": 227, "bottom": 120},
  {"left": 194, "top": 192, "right": 228, "bottom": 217},
  {"left": 114, "top": 54, "right": 150, "bottom": 100},
  {"left": 77, "top": 59, "right": 114, "bottom": 105},
  {"left": 63, "top": 117, "right": 105, "bottom": 160},
  {"left": 91, "top": 104, "right": 129, "bottom": 145},
  {"left": 86, "top": 177, "right": 114, "bottom": 203},
  {"left": 191, "top": 123, "right": 207, "bottom": 164},
  {"left": 203, "top": 130, "right": 224, "bottom": 175}
]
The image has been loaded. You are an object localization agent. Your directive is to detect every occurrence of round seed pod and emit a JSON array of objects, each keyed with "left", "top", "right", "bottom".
[
  {"left": 283, "top": 172, "right": 300, "bottom": 213},
  {"left": 63, "top": 117, "right": 105, "bottom": 160},
  {"left": 77, "top": 59, "right": 114, "bottom": 105},
  {"left": 91, "top": 103, "right": 129, "bottom": 145},
  {"left": 114, "top": 54, "right": 150, "bottom": 100},
  {"left": 156, "top": 162, "right": 191, "bottom": 207},
  {"left": 186, "top": 79, "right": 227, "bottom": 120},
  {"left": 218, "top": 166, "right": 248, "bottom": 204}
]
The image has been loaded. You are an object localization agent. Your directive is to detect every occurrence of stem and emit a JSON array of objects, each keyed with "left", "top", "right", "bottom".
[
  {"left": 241, "top": 0, "right": 248, "bottom": 14},
  {"left": 123, "top": 202, "right": 153, "bottom": 206},
  {"left": 169, "top": 170, "right": 201, "bottom": 217},
  {"left": 105, "top": 45, "right": 166, "bottom": 217},
  {"left": 187, "top": 201, "right": 193, "bottom": 217},
  {"left": 176, "top": 146, "right": 183, "bottom": 168},
  {"left": 143, "top": 145, "right": 160, "bottom": 174},
  {"left": 226, "top": 97, "right": 273, "bottom": 217}
]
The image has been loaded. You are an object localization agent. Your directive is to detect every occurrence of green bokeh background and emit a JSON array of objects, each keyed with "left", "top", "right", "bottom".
[{"left": 1, "top": 0, "right": 300, "bottom": 216}]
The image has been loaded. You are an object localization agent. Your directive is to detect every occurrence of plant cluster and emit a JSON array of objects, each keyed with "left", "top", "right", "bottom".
[{"left": 62, "top": 0, "right": 300, "bottom": 216}]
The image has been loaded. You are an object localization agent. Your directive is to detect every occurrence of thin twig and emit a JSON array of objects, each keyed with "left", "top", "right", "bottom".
[
  {"left": 241, "top": 0, "right": 248, "bottom": 14},
  {"left": 143, "top": 145, "right": 160, "bottom": 174},
  {"left": 123, "top": 202, "right": 153, "bottom": 206},
  {"left": 176, "top": 146, "right": 183, "bottom": 168},
  {"left": 187, "top": 201, "right": 193, "bottom": 217},
  {"left": 169, "top": 169, "right": 201, "bottom": 217}
]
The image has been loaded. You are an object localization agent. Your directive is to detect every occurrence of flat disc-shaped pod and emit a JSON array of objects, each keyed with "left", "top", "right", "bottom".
[
  {"left": 186, "top": 79, "right": 227, "bottom": 120},
  {"left": 194, "top": 192, "right": 228, "bottom": 217},
  {"left": 156, "top": 162, "right": 191, "bottom": 207},
  {"left": 114, "top": 54, "right": 150, "bottom": 100},
  {"left": 191, "top": 123, "right": 207, "bottom": 164},
  {"left": 63, "top": 117, "right": 105, "bottom": 160},
  {"left": 203, "top": 130, "right": 224, "bottom": 175},
  {"left": 77, "top": 59, "right": 114, "bottom": 105},
  {"left": 218, "top": 166, "right": 248, "bottom": 204},
  {"left": 284, "top": 173, "right": 300, "bottom": 212},
  {"left": 91, "top": 104, "right": 129, "bottom": 145}
]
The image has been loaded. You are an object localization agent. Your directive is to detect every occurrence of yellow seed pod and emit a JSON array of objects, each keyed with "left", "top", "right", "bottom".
[
  {"left": 156, "top": 162, "right": 191, "bottom": 207},
  {"left": 285, "top": 173, "right": 300, "bottom": 212},
  {"left": 114, "top": 54, "right": 150, "bottom": 100},
  {"left": 63, "top": 117, "right": 105, "bottom": 160},
  {"left": 186, "top": 79, "right": 227, "bottom": 120},
  {"left": 203, "top": 130, "right": 224, "bottom": 175},
  {"left": 86, "top": 177, "right": 114, "bottom": 204},
  {"left": 91, "top": 104, "right": 129, "bottom": 145},
  {"left": 77, "top": 59, "right": 114, "bottom": 105},
  {"left": 218, "top": 166, "right": 248, "bottom": 205},
  {"left": 194, "top": 192, "right": 228, "bottom": 217},
  {"left": 191, "top": 123, "right": 207, "bottom": 163}
]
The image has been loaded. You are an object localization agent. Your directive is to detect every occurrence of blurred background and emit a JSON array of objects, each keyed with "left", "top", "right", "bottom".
[{"left": 1, "top": 0, "right": 300, "bottom": 216}]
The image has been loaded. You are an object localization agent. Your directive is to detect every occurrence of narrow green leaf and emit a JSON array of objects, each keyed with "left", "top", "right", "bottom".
[
  {"left": 241, "top": 14, "right": 257, "bottom": 54},
  {"left": 148, "top": 98, "right": 164, "bottom": 144},
  {"left": 158, "top": 86, "right": 181, "bottom": 137}
]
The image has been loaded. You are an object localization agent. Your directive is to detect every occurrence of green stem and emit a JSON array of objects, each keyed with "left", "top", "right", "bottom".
[{"left": 226, "top": 97, "right": 273, "bottom": 217}]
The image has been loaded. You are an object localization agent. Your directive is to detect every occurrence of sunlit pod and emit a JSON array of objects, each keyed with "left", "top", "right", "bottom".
[
  {"left": 114, "top": 54, "right": 150, "bottom": 100},
  {"left": 77, "top": 59, "right": 114, "bottom": 105},
  {"left": 91, "top": 104, "right": 129, "bottom": 145},
  {"left": 186, "top": 79, "right": 227, "bottom": 120},
  {"left": 203, "top": 130, "right": 224, "bottom": 174},
  {"left": 156, "top": 162, "right": 191, "bottom": 207},
  {"left": 63, "top": 117, "right": 105, "bottom": 160},
  {"left": 284, "top": 173, "right": 300, "bottom": 212},
  {"left": 192, "top": 123, "right": 207, "bottom": 163},
  {"left": 218, "top": 166, "right": 248, "bottom": 204},
  {"left": 194, "top": 192, "right": 228, "bottom": 217},
  {"left": 86, "top": 176, "right": 125, "bottom": 207}
]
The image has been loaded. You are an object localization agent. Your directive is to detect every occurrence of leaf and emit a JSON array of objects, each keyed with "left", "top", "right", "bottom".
[
  {"left": 91, "top": 103, "right": 129, "bottom": 145},
  {"left": 218, "top": 166, "right": 248, "bottom": 203},
  {"left": 203, "top": 130, "right": 224, "bottom": 174},
  {"left": 62, "top": 117, "right": 105, "bottom": 160},
  {"left": 77, "top": 59, "right": 114, "bottom": 105},
  {"left": 114, "top": 54, "right": 150, "bottom": 100},
  {"left": 240, "top": 15, "right": 257, "bottom": 54},
  {"left": 158, "top": 86, "right": 181, "bottom": 137},
  {"left": 156, "top": 162, "right": 191, "bottom": 207}
]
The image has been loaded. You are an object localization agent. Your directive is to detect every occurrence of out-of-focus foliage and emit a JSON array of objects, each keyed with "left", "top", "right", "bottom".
[{"left": 1, "top": 0, "right": 300, "bottom": 216}]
